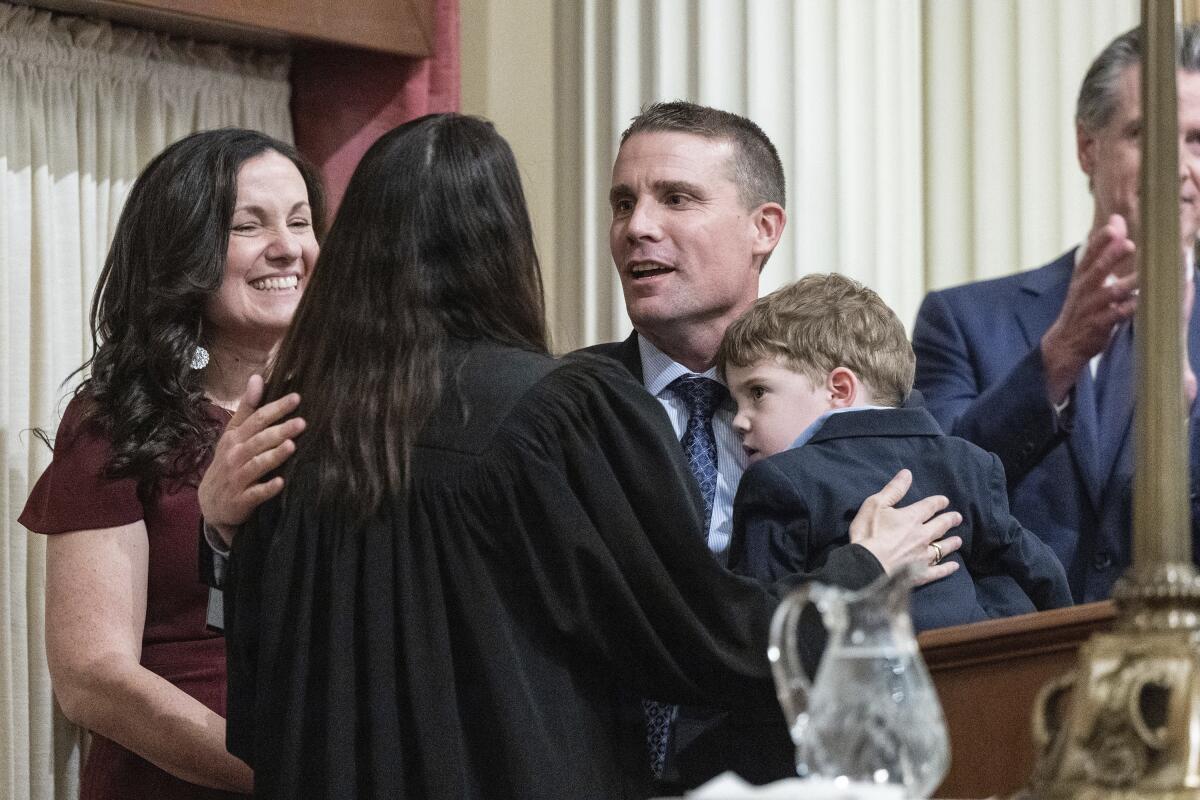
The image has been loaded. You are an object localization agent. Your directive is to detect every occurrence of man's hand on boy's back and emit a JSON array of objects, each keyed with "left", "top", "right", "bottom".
[{"left": 848, "top": 469, "right": 963, "bottom": 587}]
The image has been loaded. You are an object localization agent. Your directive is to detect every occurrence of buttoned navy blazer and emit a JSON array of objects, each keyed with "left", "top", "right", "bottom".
[
  {"left": 728, "top": 408, "right": 1073, "bottom": 632},
  {"left": 913, "top": 250, "right": 1200, "bottom": 602}
]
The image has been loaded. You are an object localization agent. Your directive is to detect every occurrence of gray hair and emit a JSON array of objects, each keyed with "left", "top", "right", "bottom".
[{"left": 1077, "top": 23, "right": 1200, "bottom": 133}]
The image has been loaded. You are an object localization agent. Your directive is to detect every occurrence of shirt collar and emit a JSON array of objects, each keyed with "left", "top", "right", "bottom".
[
  {"left": 790, "top": 405, "right": 890, "bottom": 450},
  {"left": 637, "top": 334, "right": 724, "bottom": 396}
]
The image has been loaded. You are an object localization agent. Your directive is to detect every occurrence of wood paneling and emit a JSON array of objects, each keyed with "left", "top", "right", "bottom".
[
  {"left": 920, "top": 602, "right": 1117, "bottom": 798},
  {"left": 31, "top": 0, "right": 433, "bottom": 55}
]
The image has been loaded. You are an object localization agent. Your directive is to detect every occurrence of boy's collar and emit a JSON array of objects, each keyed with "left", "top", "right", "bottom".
[{"left": 788, "top": 405, "right": 891, "bottom": 450}]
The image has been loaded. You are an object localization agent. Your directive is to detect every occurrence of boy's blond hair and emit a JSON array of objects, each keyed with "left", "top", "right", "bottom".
[{"left": 718, "top": 273, "right": 915, "bottom": 406}]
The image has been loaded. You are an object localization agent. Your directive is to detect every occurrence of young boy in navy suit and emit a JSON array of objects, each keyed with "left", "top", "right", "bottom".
[{"left": 720, "top": 274, "right": 1072, "bottom": 631}]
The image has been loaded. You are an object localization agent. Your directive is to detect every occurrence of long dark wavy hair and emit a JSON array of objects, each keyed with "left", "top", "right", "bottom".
[
  {"left": 265, "top": 113, "right": 547, "bottom": 517},
  {"left": 63, "top": 128, "right": 326, "bottom": 499}
]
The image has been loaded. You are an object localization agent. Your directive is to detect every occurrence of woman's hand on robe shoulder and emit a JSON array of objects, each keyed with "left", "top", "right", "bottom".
[
  {"left": 199, "top": 374, "right": 305, "bottom": 546},
  {"left": 848, "top": 469, "right": 963, "bottom": 587}
]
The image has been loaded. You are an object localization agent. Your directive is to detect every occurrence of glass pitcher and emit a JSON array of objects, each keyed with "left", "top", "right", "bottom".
[{"left": 767, "top": 565, "right": 950, "bottom": 797}]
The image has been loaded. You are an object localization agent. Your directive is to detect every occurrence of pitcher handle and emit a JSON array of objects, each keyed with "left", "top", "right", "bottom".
[{"left": 768, "top": 585, "right": 818, "bottom": 743}]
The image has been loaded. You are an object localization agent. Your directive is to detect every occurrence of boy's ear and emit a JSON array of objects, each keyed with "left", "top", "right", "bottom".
[{"left": 827, "top": 367, "right": 857, "bottom": 407}]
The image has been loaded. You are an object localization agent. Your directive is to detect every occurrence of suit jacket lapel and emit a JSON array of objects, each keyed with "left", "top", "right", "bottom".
[
  {"left": 1099, "top": 274, "right": 1200, "bottom": 501},
  {"left": 1016, "top": 251, "right": 1105, "bottom": 511},
  {"left": 616, "top": 331, "right": 643, "bottom": 383},
  {"left": 1071, "top": 364, "right": 1106, "bottom": 511},
  {"left": 1091, "top": 270, "right": 1200, "bottom": 496},
  {"left": 1014, "top": 250, "right": 1074, "bottom": 349}
]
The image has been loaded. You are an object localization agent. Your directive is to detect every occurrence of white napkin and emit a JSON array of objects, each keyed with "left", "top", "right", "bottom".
[{"left": 653, "top": 772, "right": 908, "bottom": 800}]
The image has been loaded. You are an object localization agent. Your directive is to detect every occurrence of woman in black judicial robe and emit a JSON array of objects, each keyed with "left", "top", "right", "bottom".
[{"left": 221, "top": 114, "right": 957, "bottom": 799}]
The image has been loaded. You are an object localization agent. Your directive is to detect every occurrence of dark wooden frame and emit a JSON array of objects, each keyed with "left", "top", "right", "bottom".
[
  {"left": 29, "top": 0, "right": 433, "bottom": 55},
  {"left": 920, "top": 602, "right": 1117, "bottom": 798}
]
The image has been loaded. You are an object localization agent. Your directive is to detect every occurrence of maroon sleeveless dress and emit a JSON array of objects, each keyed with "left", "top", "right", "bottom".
[{"left": 20, "top": 396, "right": 247, "bottom": 800}]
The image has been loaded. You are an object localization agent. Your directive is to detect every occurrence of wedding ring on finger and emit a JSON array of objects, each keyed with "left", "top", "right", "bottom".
[{"left": 929, "top": 541, "right": 943, "bottom": 566}]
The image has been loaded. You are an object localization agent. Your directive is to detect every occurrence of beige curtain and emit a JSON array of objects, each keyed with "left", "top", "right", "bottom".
[
  {"left": 1, "top": 5, "right": 292, "bottom": 798},
  {"left": 553, "top": 0, "right": 1139, "bottom": 344}
]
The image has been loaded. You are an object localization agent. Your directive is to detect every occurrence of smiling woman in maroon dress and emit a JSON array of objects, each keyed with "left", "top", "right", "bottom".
[{"left": 19, "top": 129, "right": 325, "bottom": 799}]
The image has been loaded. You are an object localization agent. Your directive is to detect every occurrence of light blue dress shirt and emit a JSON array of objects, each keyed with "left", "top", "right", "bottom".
[{"left": 638, "top": 336, "right": 745, "bottom": 562}]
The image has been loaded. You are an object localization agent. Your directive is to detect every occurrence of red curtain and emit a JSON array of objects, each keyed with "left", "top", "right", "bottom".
[{"left": 290, "top": 0, "right": 460, "bottom": 217}]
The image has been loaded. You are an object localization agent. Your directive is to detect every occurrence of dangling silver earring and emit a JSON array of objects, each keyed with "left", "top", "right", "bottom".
[
  {"left": 191, "top": 316, "right": 210, "bottom": 370},
  {"left": 190, "top": 345, "right": 210, "bottom": 370}
]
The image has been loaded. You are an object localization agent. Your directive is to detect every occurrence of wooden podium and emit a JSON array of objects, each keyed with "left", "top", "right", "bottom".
[{"left": 920, "top": 602, "right": 1117, "bottom": 798}]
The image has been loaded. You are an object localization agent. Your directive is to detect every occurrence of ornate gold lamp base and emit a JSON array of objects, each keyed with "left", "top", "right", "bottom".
[
  {"left": 1030, "top": 565, "right": 1200, "bottom": 799},
  {"left": 1027, "top": 1, "right": 1200, "bottom": 796}
]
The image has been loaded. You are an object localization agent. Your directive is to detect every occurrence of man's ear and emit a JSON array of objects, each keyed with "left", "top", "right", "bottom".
[
  {"left": 751, "top": 203, "right": 786, "bottom": 259},
  {"left": 1077, "top": 120, "right": 1097, "bottom": 178},
  {"left": 827, "top": 367, "right": 858, "bottom": 408}
]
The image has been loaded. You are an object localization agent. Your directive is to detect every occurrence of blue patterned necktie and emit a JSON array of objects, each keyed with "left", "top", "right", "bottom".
[
  {"left": 643, "top": 375, "right": 728, "bottom": 779},
  {"left": 667, "top": 375, "right": 727, "bottom": 534}
]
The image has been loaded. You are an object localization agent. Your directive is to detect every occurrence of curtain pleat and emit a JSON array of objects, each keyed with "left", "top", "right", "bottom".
[{"left": 1, "top": 5, "right": 293, "bottom": 798}]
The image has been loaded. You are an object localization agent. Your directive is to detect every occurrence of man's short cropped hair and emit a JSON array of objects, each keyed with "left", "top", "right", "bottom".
[
  {"left": 620, "top": 100, "right": 786, "bottom": 211},
  {"left": 1077, "top": 22, "right": 1200, "bottom": 134},
  {"left": 718, "top": 273, "right": 915, "bottom": 407}
]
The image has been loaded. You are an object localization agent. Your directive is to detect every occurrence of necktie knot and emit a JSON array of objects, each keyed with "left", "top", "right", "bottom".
[{"left": 667, "top": 375, "right": 727, "bottom": 420}]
